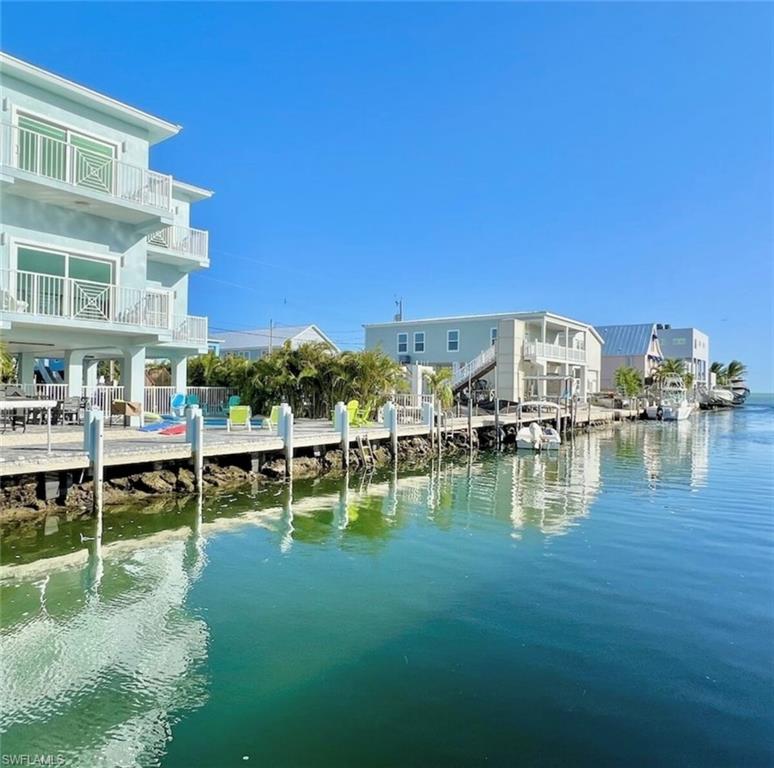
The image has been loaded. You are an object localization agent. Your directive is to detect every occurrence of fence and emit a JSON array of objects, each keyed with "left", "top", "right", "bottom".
[
  {"left": 392, "top": 393, "right": 434, "bottom": 425},
  {"left": 15, "top": 384, "right": 235, "bottom": 419}
]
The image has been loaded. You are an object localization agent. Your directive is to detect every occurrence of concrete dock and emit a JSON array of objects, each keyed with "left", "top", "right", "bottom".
[{"left": 0, "top": 406, "right": 630, "bottom": 479}]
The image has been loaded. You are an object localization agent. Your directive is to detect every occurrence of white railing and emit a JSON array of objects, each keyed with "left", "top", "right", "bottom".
[
  {"left": 523, "top": 340, "right": 586, "bottom": 364},
  {"left": 144, "top": 386, "right": 237, "bottom": 416},
  {"left": 392, "top": 393, "right": 434, "bottom": 425},
  {"left": 0, "top": 122, "right": 172, "bottom": 211},
  {"left": 9, "top": 384, "right": 235, "bottom": 418},
  {"left": 1, "top": 269, "right": 171, "bottom": 330},
  {"left": 17, "top": 384, "right": 126, "bottom": 413},
  {"left": 147, "top": 225, "right": 209, "bottom": 261},
  {"left": 452, "top": 345, "right": 496, "bottom": 389},
  {"left": 171, "top": 314, "right": 208, "bottom": 345}
]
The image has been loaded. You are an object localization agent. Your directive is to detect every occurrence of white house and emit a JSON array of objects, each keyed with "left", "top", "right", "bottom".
[
  {"left": 218, "top": 324, "right": 339, "bottom": 360},
  {"left": 364, "top": 310, "right": 603, "bottom": 399},
  {"left": 657, "top": 325, "right": 710, "bottom": 386},
  {"left": 0, "top": 53, "right": 211, "bottom": 417}
]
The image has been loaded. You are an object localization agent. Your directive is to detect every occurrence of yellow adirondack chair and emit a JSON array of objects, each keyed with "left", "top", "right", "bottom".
[{"left": 227, "top": 405, "right": 252, "bottom": 432}]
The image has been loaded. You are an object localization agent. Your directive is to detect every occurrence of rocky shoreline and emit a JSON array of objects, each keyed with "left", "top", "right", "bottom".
[{"left": 0, "top": 431, "right": 486, "bottom": 526}]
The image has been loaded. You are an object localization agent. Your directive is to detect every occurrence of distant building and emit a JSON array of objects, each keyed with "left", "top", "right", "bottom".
[
  {"left": 206, "top": 338, "right": 223, "bottom": 356},
  {"left": 364, "top": 310, "right": 603, "bottom": 399},
  {"left": 657, "top": 326, "right": 710, "bottom": 386},
  {"left": 218, "top": 324, "right": 339, "bottom": 360},
  {"left": 596, "top": 323, "right": 663, "bottom": 390}
]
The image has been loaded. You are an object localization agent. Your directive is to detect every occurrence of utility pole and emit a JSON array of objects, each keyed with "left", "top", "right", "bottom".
[{"left": 269, "top": 319, "right": 273, "bottom": 354}]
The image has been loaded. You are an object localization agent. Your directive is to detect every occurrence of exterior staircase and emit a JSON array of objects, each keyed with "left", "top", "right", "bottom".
[{"left": 451, "top": 345, "right": 496, "bottom": 394}]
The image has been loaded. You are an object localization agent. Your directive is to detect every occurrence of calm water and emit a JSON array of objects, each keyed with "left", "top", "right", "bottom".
[{"left": 1, "top": 401, "right": 772, "bottom": 767}]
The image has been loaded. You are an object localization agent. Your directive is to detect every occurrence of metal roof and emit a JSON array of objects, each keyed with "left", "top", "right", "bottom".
[
  {"left": 595, "top": 324, "right": 657, "bottom": 356},
  {"left": 219, "top": 324, "right": 338, "bottom": 352}
]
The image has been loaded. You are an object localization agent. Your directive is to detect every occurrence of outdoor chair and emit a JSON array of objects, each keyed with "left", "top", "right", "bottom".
[
  {"left": 267, "top": 405, "right": 281, "bottom": 430},
  {"left": 227, "top": 405, "right": 252, "bottom": 432},
  {"left": 347, "top": 399, "right": 370, "bottom": 427}
]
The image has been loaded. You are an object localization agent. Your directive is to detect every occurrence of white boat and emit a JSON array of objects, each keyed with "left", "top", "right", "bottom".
[
  {"left": 516, "top": 422, "right": 544, "bottom": 451},
  {"left": 646, "top": 375, "right": 694, "bottom": 421},
  {"left": 516, "top": 402, "right": 563, "bottom": 450}
]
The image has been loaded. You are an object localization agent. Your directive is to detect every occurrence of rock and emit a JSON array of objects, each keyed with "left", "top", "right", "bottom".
[
  {"left": 260, "top": 459, "right": 286, "bottom": 479},
  {"left": 292, "top": 457, "right": 322, "bottom": 478},
  {"left": 109, "top": 476, "right": 131, "bottom": 490},
  {"left": 176, "top": 467, "right": 195, "bottom": 493},
  {"left": 323, "top": 450, "right": 344, "bottom": 471},
  {"left": 134, "top": 471, "right": 175, "bottom": 494}
]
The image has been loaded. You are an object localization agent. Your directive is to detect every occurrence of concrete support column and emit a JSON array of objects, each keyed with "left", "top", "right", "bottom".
[
  {"left": 170, "top": 355, "right": 188, "bottom": 393},
  {"left": 64, "top": 350, "right": 86, "bottom": 397},
  {"left": 121, "top": 346, "right": 146, "bottom": 425},
  {"left": 18, "top": 352, "right": 36, "bottom": 386},
  {"left": 84, "top": 358, "right": 99, "bottom": 394}
]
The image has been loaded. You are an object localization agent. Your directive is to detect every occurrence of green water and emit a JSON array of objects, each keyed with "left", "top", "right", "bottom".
[{"left": 1, "top": 404, "right": 772, "bottom": 767}]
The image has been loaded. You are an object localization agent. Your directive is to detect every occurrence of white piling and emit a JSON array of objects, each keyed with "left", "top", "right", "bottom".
[
  {"left": 385, "top": 401, "right": 398, "bottom": 460},
  {"left": 337, "top": 402, "right": 350, "bottom": 469},
  {"left": 87, "top": 410, "right": 104, "bottom": 517},
  {"left": 282, "top": 404, "right": 294, "bottom": 479},
  {"left": 187, "top": 406, "right": 204, "bottom": 490},
  {"left": 423, "top": 400, "right": 435, "bottom": 451}
]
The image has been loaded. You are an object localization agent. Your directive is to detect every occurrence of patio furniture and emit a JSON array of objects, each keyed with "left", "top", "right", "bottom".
[
  {"left": 110, "top": 399, "right": 143, "bottom": 427},
  {"left": 227, "top": 405, "right": 252, "bottom": 432},
  {"left": 0, "top": 399, "right": 58, "bottom": 452},
  {"left": 170, "top": 392, "right": 186, "bottom": 418}
]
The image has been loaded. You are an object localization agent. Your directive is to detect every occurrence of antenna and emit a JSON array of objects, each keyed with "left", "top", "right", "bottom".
[{"left": 394, "top": 297, "right": 404, "bottom": 322}]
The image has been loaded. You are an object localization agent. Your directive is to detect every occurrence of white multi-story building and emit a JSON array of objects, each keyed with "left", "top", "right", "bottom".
[
  {"left": 0, "top": 53, "right": 211, "bottom": 417},
  {"left": 365, "top": 310, "right": 603, "bottom": 399}
]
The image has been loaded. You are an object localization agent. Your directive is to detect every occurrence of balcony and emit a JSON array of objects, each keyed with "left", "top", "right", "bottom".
[
  {"left": 523, "top": 340, "right": 586, "bottom": 364},
  {"left": 0, "top": 269, "right": 205, "bottom": 346},
  {"left": 0, "top": 122, "right": 172, "bottom": 227},
  {"left": 147, "top": 225, "right": 209, "bottom": 267}
]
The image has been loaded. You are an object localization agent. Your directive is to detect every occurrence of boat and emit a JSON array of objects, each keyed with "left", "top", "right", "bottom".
[
  {"left": 730, "top": 377, "right": 750, "bottom": 406},
  {"left": 515, "top": 401, "right": 563, "bottom": 450},
  {"left": 516, "top": 422, "right": 544, "bottom": 451},
  {"left": 645, "top": 376, "right": 694, "bottom": 421},
  {"left": 698, "top": 385, "right": 735, "bottom": 409}
]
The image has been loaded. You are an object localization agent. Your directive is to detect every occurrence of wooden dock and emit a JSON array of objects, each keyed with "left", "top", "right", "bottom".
[{"left": 0, "top": 406, "right": 631, "bottom": 480}]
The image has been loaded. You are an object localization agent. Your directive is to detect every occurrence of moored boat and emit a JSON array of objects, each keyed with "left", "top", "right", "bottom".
[{"left": 645, "top": 375, "right": 694, "bottom": 421}]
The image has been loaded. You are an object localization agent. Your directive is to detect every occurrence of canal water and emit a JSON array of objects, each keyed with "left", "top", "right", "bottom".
[{"left": 1, "top": 401, "right": 772, "bottom": 767}]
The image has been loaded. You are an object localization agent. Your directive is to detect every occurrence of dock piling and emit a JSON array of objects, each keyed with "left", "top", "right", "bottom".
[
  {"left": 187, "top": 406, "right": 204, "bottom": 490},
  {"left": 86, "top": 409, "right": 104, "bottom": 517}
]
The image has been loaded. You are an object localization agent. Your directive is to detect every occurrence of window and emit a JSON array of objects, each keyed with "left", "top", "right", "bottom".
[
  {"left": 17, "top": 113, "right": 116, "bottom": 193},
  {"left": 414, "top": 331, "right": 425, "bottom": 353},
  {"left": 447, "top": 329, "right": 460, "bottom": 352},
  {"left": 490, "top": 327, "right": 497, "bottom": 345},
  {"left": 397, "top": 332, "right": 408, "bottom": 354}
]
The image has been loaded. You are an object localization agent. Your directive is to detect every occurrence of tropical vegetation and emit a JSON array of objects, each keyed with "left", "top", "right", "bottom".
[
  {"left": 654, "top": 358, "right": 696, "bottom": 389},
  {"left": 188, "top": 343, "right": 406, "bottom": 419},
  {"left": 710, "top": 360, "right": 747, "bottom": 386},
  {"left": 614, "top": 366, "right": 643, "bottom": 398},
  {"left": 0, "top": 342, "right": 15, "bottom": 382},
  {"left": 423, "top": 367, "right": 453, "bottom": 410}
]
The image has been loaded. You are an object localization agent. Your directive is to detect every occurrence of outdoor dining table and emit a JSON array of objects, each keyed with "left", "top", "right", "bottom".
[{"left": 0, "top": 399, "right": 58, "bottom": 454}]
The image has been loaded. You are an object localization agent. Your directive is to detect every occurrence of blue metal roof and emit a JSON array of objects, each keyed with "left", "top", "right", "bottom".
[{"left": 595, "top": 324, "right": 657, "bottom": 356}]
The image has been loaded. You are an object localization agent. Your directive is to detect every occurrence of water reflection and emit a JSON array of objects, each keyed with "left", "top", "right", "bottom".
[
  {"left": 0, "top": 420, "right": 721, "bottom": 764},
  {"left": 0, "top": 493, "right": 209, "bottom": 767}
]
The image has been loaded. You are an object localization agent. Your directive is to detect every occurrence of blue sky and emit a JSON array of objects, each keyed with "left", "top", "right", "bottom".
[{"left": 3, "top": 3, "right": 772, "bottom": 389}]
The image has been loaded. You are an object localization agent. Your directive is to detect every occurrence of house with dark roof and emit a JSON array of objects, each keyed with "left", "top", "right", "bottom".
[
  {"left": 595, "top": 323, "right": 663, "bottom": 390},
  {"left": 218, "top": 325, "right": 339, "bottom": 360}
]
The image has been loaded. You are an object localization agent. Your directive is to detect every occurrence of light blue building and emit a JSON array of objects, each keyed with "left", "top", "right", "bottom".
[
  {"left": 364, "top": 311, "right": 603, "bottom": 399},
  {"left": 0, "top": 53, "right": 211, "bottom": 412},
  {"left": 657, "top": 325, "right": 710, "bottom": 386}
]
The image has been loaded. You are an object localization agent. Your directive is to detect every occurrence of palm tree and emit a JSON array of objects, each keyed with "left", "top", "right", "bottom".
[
  {"left": 0, "top": 342, "right": 15, "bottom": 382},
  {"left": 710, "top": 361, "right": 728, "bottom": 386},
  {"left": 614, "top": 366, "right": 643, "bottom": 398},
  {"left": 725, "top": 360, "right": 747, "bottom": 381},
  {"left": 424, "top": 367, "right": 453, "bottom": 410},
  {"left": 655, "top": 358, "right": 686, "bottom": 384}
]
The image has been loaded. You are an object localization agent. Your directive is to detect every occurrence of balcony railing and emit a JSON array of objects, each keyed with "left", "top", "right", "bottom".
[
  {"left": 0, "top": 122, "right": 172, "bottom": 211},
  {"left": 523, "top": 340, "right": 587, "bottom": 363},
  {"left": 147, "top": 225, "right": 209, "bottom": 261},
  {"left": 1, "top": 269, "right": 172, "bottom": 329},
  {"left": 172, "top": 314, "right": 208, "bottom": 345}
]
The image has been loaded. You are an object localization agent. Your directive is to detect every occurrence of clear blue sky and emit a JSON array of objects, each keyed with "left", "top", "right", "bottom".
[{"left": 3, "top": 3, "right": 772, "bottom": 389}]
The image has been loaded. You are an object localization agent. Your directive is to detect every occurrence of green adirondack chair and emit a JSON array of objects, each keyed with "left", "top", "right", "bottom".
[{"left": 227, "top": 405, "right": 252, "bottom": 432}]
